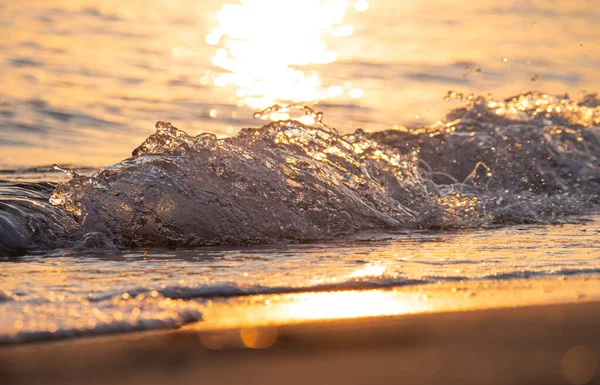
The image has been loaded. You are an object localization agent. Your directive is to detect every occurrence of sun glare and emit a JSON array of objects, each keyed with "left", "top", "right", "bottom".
[
  {"left": 206, "top": 0, "right": 367, "bottom": 110},
  {"left": 283, "top": 291, "right": 423, "bottom": 321}
]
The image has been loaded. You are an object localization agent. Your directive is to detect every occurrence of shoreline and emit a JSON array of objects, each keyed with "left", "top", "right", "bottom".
[{"left": 1, "top": 276, "right": 599, "bottom": 385}]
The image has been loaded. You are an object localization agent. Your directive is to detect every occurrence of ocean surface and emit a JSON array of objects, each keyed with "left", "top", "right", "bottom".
[
  {"left": 1, "top": 0, "right": 599, "bottom": 168},
  {"left": 1, "top": 216, "right": 599, "bottom": 344},
  {"left": 1, "top": 0, "right": 599, "bottom": 344}
]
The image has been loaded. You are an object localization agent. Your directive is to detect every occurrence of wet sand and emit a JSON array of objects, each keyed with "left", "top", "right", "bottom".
[{"left": 1, "top": 285, "right": 599, "bottom": 385}]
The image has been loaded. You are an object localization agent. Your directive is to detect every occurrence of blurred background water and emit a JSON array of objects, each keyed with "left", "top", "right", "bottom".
[{"left": 1, "top": 0, "right": 599, "bottom": 169}]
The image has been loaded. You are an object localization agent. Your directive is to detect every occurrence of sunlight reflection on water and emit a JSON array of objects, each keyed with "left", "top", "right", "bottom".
[
  {"left": 2, "top": 218, "right": 600, "bottom": 342},
  {"left": 0, "top": 0, "right": 599, "bottom": 168},
  {"left": 206, "top": 0, "right": 367, "bottom": 110}
]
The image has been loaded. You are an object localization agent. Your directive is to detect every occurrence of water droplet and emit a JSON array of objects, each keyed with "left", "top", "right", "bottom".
[
  {"left": 155, "top": 121, "right": 175, "bottom": 134},
  {"left": 52, "top": 164, "right": 78, "bottom": 178}
]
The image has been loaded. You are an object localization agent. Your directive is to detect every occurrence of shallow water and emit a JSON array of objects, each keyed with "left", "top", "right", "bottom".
[{"left": 1, "top": 216, "right": 599, "bottom": 343}]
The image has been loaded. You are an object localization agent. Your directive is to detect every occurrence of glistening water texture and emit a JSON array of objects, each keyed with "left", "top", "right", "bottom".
[
  {"left": 1, "top": 219, "right": 599, "bottom": 343},
  {"left": 1, "top": 0, "right": 599, "bottom": 345},
  {"left": 2, "top": 92, "right": 597, "bottom": 252},
  {"left": 0, "top": 90, "right": 598, "bottom": 343},
  {"left": 1, "top": 0, "right": 599, "bottom": 167}
]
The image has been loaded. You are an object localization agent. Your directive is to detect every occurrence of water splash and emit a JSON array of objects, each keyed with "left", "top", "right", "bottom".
[
  {"left": 465, "top": 91, "right": 600, "bottom": 127},
  {"left": 52, "top": 164, "right": 79, "bottom": 178},
  {"left": 0, "top": 182, "right": 75, "bottom": 253},
  {"left": 252, "top": 104, "right": 330, "bottom": 130},
  {"left": 48, "top": 116, "right": 441, "bottom": 248},
  {"left": 1, "top": 91, "right": 599, "bottom": 252}
]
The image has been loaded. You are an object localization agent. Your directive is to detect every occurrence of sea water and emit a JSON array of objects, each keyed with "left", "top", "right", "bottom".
[
  {"left": 0, "top": 0, "right": 599, "bottom": 344},
  {"left": 1, "top": 93, "right": 599, "bottom": 343}
]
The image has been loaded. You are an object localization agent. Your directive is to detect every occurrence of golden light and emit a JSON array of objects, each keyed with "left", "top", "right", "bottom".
[
  {"left": 282, "top": 290, "right": 426, "bottom": 321},
  {"left": 206, "top": 0, "right": 368, "bottom": 110},
  {"left": 348, "top": 263, "right": 387, "bottom": 278},
  {"left": 240, "top": 327, "right": 278, "bottom": 349}
]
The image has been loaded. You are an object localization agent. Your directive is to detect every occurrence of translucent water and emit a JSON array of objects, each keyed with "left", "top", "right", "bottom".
[
  {"left": 2, "top": 93, "right": 598, "bottom": 251},
  {"left": 0, "top": 91, "right": 598, "bottom": 344},
  {"left": 1, "top": 217, "right": 599, "bottom": 343}
]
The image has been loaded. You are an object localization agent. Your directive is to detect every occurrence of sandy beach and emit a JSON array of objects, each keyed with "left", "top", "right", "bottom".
[{"left": 1, "top": 277, "right": 598, "bottom": 385}]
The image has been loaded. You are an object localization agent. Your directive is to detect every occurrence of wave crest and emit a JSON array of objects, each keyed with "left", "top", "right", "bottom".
[{"left": 2, "top": 92, "right": 598, "bottom": 251}]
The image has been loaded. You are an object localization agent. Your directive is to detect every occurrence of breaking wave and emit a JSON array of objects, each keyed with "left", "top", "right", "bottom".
[{"left": 1, "top": 91, "right": 599, "bottom": 253}]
